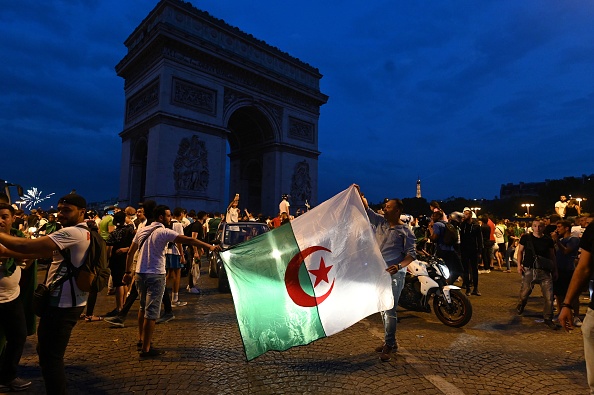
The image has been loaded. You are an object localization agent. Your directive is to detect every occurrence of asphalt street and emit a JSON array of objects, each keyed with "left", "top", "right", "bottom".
[{"left": 5, "top": 264, "right": 590, "bottom": 394}]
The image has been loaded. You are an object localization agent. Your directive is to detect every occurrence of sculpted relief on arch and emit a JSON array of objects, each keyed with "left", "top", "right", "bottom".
[
  {"left": 174, "top": 135, "right": 209, "bottom": 193},
  {"left": 290, "top": 160, "right": 312, "bottom": 204}
]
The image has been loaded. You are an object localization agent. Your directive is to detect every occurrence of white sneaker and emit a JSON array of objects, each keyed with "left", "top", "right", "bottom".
[
  {"left": 574, "top": 317, "right": 583, "bottom": 327},
  {"left": 189, "top": 287, "right": 200, "bottom": 294},
  {"left": 173, "top": 301, "right": 188, "bottom": 307}
]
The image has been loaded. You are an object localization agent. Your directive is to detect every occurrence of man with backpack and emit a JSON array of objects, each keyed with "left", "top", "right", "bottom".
[
  {"left": 0, "top": 193, "right": 99, "bottom": 394},
  {"left": 429, "top": 210, "right": 463, "bottom": 286}
]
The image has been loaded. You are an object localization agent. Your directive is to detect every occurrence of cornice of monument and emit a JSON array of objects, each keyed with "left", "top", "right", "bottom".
[
  {"left": 119, "top": 37, "right": 327, "bottom": 114},
  {"left": 117, "top": 0, "right": 326, "bottom": 94},
  {"left": 119, "top": 111, "right": 228, "bottom": 140}
]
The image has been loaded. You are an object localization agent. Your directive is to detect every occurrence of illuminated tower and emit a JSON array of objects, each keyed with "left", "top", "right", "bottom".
[{"left": 416, "top": 177, "right": 421, "bottom": 198}]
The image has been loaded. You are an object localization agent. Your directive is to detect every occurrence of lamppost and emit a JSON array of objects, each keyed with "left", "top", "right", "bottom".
[
  {"left": 521, "top": 203, "right": 534, "bottom": 217},
  {"left": 471, "top": 207, "right": 481, "bottom": 212},
  {"left": 576, "top": 197, "right": 587, "bottom": 208}
]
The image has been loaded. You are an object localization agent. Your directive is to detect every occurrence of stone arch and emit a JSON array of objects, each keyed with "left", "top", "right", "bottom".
[
  {"left": 116, "top": 0, "right": 327, "bottom": 214},
  {"left": 225, "top": 105, "right": 275, "bottom": 214},
  {"left": 128, "top": 137, "right": 148, "bottom": 207}
]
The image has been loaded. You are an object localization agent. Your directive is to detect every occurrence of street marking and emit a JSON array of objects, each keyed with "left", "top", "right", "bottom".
[{"left": 364, "top": 320, "right": 465, "bottom": 395}]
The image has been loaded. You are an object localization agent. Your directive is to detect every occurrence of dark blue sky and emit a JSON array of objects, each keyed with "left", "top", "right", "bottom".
[{"left": 2, "top": 1, "right": 594, "bottom": 209}]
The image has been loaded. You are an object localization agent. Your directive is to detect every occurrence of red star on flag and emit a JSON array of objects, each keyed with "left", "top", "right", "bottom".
[{"left": 308, "top": 257, "right": 333, "bottom": 287}]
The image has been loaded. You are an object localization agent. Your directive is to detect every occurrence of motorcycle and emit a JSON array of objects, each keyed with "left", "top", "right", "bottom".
[{"left": 398, "top": 253, "right": 472, "bottom": 327}]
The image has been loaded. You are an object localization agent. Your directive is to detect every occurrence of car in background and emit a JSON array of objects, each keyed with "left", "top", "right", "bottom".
[{"left": 208, "top": 221, "right": 270, "bottom": 292}]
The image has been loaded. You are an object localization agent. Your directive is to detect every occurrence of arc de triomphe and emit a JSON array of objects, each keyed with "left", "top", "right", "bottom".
[{"left": 116, "top": 0, "right": 328, "bottom": 216}]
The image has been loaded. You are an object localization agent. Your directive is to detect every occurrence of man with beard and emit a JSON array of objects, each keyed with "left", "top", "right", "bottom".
[
  {"left": 0, "top": 193, "right": 91, "bottom": 394},
  {"left": 459, "top": 208, "right": 483, "bottom": 296},
  {"left": 555, "top": 195, "right": 568, "bottom": 218},
  {"left": 355, "top": 185, "right": 416, "bottom": 362}
]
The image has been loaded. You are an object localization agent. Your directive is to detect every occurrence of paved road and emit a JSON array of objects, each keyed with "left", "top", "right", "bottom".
[{"left": 6, "top": 265, "right": 589, "bottom": 394}]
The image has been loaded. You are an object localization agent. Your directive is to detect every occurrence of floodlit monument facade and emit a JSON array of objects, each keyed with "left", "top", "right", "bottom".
[{"left": 116, "top": 0, "right": 328, "bottom": 215}]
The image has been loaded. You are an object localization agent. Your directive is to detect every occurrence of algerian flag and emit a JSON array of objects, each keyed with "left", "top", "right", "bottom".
[{"left": 221, "top": 185, "right": 393, "bottom": 361}]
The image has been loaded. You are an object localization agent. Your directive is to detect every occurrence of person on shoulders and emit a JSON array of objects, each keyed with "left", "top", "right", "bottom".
[
  {"left": 555, "top": 195, "right": 568, "bottom": 218},
  {"left": 226, "top": 194, "right": 240, "bottom": 223}
]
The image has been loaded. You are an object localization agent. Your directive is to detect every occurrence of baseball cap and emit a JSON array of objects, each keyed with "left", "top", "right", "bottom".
[{"left": 58, "top": 193, "right": 87, "bottom": 209}]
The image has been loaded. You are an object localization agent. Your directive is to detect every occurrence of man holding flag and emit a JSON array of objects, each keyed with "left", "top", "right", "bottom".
[
  {"left": 355, "top": 185, "right": 417, "bottom": 362},
  {"left": 221, "top": 185, "right": 394, "bottom": 361}
]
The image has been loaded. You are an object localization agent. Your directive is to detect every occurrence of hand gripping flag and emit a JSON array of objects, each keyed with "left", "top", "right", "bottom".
[{"left": 220, "top": 185, "right": 394, "bottom": 360}]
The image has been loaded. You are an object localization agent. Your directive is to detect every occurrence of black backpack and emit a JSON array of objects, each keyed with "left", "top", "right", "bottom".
[
  {"left": 441, "top": 221, "right": 459, "bottom": 247},
  {"left": 61, "top": 224, "right": 110, "bottom": 292}
]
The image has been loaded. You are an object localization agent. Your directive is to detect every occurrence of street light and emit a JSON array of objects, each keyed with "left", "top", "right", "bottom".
[
  {"left": 576, "top": 197, "right": 587, "bottom": 207},
  {"left": 521, "top": 203, "right": 534, "bottom": 217},
  {"left": 471, "top": 207, "right": 481, "bottom": 212}
]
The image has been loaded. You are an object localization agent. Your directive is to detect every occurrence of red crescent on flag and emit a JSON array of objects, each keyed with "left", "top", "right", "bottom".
[{"left": 284, "top": 246, "right": 335, "bottom": 307}]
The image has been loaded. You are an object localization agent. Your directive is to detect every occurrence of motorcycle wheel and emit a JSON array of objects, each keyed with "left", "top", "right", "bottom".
[{"left": 432, "top": 289, "right": 472, "bottom": 328}]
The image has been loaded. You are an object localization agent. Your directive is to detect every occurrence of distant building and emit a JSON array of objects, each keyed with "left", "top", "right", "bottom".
[
  {"left": 500, "top": 174, "right": 594, "bottom": 199},
  {"left": 416, "top": 178, "right": 422, "bottom": 198},
  {"left": 499, "top": 182, "right": 541, "bottom": 199}
]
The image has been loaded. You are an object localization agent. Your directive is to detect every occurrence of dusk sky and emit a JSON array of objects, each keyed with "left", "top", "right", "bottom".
[{"left": 2, "top": 1, "right": 594, "bottom": 210}]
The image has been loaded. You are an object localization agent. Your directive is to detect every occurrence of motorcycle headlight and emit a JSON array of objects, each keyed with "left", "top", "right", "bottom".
[{"left": 437, "top": 263, "right": 450, "bottom": 279}]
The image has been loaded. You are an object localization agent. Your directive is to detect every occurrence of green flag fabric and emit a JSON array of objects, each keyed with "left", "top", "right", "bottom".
[{"left": 221, "top": 185, "right": 393, "bottom": 360}]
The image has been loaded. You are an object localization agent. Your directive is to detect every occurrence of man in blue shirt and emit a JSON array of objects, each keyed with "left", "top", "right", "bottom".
[{"left": 355, "top": 185, "right": 416, "bottom": 362}]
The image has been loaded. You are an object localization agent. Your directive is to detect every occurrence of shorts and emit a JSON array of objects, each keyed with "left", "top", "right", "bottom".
[
  {"left": 135, "top": 273, "right": 166, "bottom": 320},
  {"left": 497, "top": 243, "right": 506, "bottom": 253},
  {"left": 109, "top": 257, "right": 126, "bottom": 287},
  {"left": 166, "top": 254, "right": 182, "bottom": 270}
]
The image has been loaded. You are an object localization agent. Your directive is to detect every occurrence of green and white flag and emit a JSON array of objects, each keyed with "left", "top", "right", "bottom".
[{"left": 221, "top": 185, "right": 393, "bottom": 360}]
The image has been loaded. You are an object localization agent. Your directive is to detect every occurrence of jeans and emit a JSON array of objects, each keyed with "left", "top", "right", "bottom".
[
  {"left": 482, "top": 241, "right": 494, "bottom": 271},
  {"left": 518, "top": 268, "right": 554, "bottom": 320},
  {"left": 37, "top": 305, "right": 84, "bottom": 395},
  {"left": 583, "top": 308, "right": 594, "bottom": 394},
  {"left": 505, "top": 245, "right": 516, "bottom": 271},
  {"left": 0, "top": 296, "right": 27, "bottom": 383},
  {"left": 135, "top": 273, "right": 166, "bottom": 320},
  {"left": 382, "top": 269, "right": 406, "bottom": 348}
]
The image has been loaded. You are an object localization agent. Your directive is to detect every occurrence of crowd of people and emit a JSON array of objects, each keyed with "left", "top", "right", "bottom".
[
  {"left": 359, "top": 191, "right": 594, "bottom": 393},
  {"left": 0, "top": 190, "right": 303, "bottom": 393},
  {"left": 1, "top": 189, "right": 594, "bottom": 392}
]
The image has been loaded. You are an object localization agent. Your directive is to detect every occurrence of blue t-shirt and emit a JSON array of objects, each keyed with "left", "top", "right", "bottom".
[
  {"left": 433, "top": 221, "right": 454, "bottom": 251},
  {"left": 556, "top": 236, "right": 579, "bottom": 272},
  {"left": 366, "top": 208, "right": 416, "bottom": 267}
]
